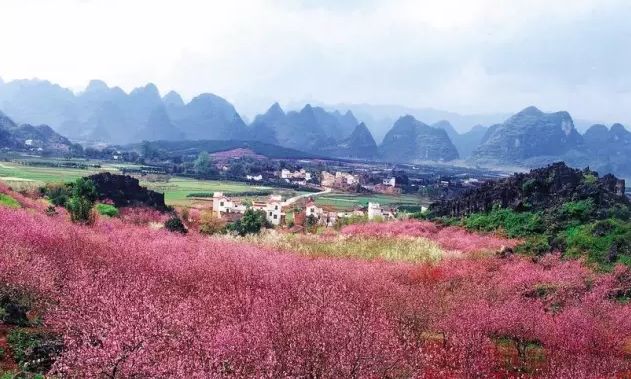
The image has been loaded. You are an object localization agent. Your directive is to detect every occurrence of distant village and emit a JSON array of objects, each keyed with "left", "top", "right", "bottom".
[{"left": 207, "top": 163, "right": 499, "bottom": 230}]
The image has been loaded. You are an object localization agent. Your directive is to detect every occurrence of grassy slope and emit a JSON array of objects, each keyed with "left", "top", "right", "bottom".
[{"left": 0, "top": 194, "right": 20, "bottom": 208}]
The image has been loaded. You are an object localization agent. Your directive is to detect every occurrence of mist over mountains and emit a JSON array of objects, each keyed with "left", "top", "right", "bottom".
[{"left": 1, "top": 77, "right": 631, "bottom": 179}]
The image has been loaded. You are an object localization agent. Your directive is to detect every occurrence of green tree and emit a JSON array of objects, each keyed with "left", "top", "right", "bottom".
[
  {"left": 165, "top": 216, "right": 188, "bottom": 234},
  {"left": 228, "top": 209, "right": 268, "bottom": 236},
  {"left": 194, "top": 151, "right": 218, "bottom": 178},
  {"left": 305, "top": 214, "right": 318, "bottom": 233},
  {"left": 67, "top": 178, "right": 97, "bottom": 224}
]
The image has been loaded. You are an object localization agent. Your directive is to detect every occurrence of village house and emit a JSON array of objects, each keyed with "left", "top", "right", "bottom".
[
  {"left": 212, "top": 192, "right": 247, "bottom": 216},
  {"left": 280, "top": 169, "right": 312, "bottom": 184},
  {"left": 262, "top": 196, "right": 284, "bottom": 226},
  {"left": 305, "top": 200, "right": 324, "bottom": 219},
  {"left": 382, "top": 177, "right": 396, "bottom": 187},
  {"left": 321, "top": 171, "right": 360, "bottom": 189},
  {"left": 252, "top": 195, "right": 285, "bottom": 226},
  {"left": 214, "top": 192, "right": 285, "bottom": 226},
  {"left": 336, "top": 171, "right": 359, "bottom": 186},
  {"left": 367, "top": 202, "right": 396, "bottom": 221},
  {"left": 246, "top": 174, "right": 263, "bottom": 181}
]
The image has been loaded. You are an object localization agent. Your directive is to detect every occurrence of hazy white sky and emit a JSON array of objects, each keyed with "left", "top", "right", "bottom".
[{"left": 1, "top": 0, "right": 631, "bottom": 123}]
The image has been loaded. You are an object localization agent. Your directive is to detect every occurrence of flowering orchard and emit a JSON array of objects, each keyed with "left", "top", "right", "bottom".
[{"left": 0, "top": 191, "right": 630, "bottom": 377}]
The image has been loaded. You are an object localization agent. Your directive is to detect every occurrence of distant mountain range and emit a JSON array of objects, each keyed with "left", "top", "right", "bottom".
[
  {"left": 0, "top": 79, "right": 247, "bottom": 145},
  {"left": 2, "top": 78, "right": 631, "bottom": 179},
  {"left": 380, "top": 116, "right": 459, "bottom": 162},
  {"left": 470, "top": 106, "right": 631, "bottom": 179},
  {"left": 0, "top": 110, "right": 73, "bottom": 153}
]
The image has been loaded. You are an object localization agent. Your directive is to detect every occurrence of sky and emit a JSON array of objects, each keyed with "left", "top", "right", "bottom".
[{"left": 1, "top": 0, "right": 631, "bottom": 124}]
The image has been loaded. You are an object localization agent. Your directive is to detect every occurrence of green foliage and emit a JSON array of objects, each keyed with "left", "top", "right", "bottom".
[
  {"left": 608, "top": 203, "right": 631, "bottom": 221},
  {"left": 0, "top": 194, "right": 20, "bottom": 208},
  {"left": 7, "top": 329, "right": 40, "bottom": 368},
  {"left": 6, "top": 329, "right": 60, "bottom": 374},
  {"left": 67, "top": 196, "right": 93, "bottom": 223},
  {"left": 227, "top": 208, "right": 268, "bottom": 236},
  {"left": 515, "top": 235, "right": 552, "bottom": 256},
  {"left": 71, "top": 177, "right": 97, "bottom": 202},
  {"left": 95, "top": 203, "right": 119, "bottom": 217},
  {"left": 41, "top": 183, "right": 71, "bottom": 206},
  {"left": 464, "top": 209, "right": 545, "bottom": 238},
  {"left": 564, "top": 220, "right": 631, "bottom": 266},
  {"left": 583, "top": 173, "right": 597, "bottom": 185},
  {"left": 454, "top": 199, "right": 631, "bottom": 267},
  {"left": 193, "top": 151, "right": 219, "bottom": 178},
  {"left": 198, "top": 211, "right": 226, "bottom": 236},
  {"left": 334, "top": 214, "right": 368, "bottom": 230},
  {"left": 559, "top": 199, "right": 595, "bottom": 222},
  {"left": 67, "top": 178, "right": 97, "bottom": 223},
  {"left": 165, "top": 216, "right": 188, "bottom": 234}
]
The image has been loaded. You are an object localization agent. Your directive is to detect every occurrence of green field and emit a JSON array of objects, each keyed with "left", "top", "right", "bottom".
[
  {"left": 315, "top": 192, "right": 429, "bottom": 211},
  {"left": 0, "top": 161, "right": 295, "bottom": 207},
  {"left": 141, "top": 177, "right": 275, "bottom": 206},
  {"left": 0, "top": 161, "right": 110, "bottom": 185}
]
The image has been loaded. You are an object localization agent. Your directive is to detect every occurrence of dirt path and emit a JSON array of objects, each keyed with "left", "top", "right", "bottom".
[{"left": 282, "top": 187, "right": 331, "bottom": 207}]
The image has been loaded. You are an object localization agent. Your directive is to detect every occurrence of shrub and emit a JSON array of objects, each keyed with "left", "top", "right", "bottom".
[
  {"left": 95, "top": 203, "right": 119, "bottom": 217},
  {"left": 227, "top": 208, "right": 268, "bottom": 236},
  {"left": 41, "top": 184, "right": 71, "bottom": 207},
  {"left": 164, "top": 216, "right": 187, "bottom": 234},
  {"left": 67, "top": 178, "right": 97, "bottom": 224},
  {"left": 564, "top": 220, "right": 631, "bottom": 265},
  {"left": 464, "top": 209, "right": 545, "bottom": 238},
  {"left": 7, "top": 329, "right": 62, "bottom": 373},
  {"left": 583, "top": 173, "right": 597, "bottom": 185},
  {"left": 516, "top": 235, "right": 552, "bottom": 255},
  {"left": 198, "top": 211, "right": 226, "bottom": 235},
  {"left": 67, "top": 196, "right": 95, "bottom": 224},
  {"left": 560, "top": 199, "right": 595, "bottom": 222}
]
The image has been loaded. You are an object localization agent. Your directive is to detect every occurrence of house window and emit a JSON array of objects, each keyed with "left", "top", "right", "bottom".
[
  {"left": 275, "top": 205, "right": 278, "bottom": 210},
  {"left": 273, "top": 214, "right": 278, "bottom": 219},
  {"left": 220, "top": 201, "right": 224, "bottom": 206},
  {"left": 269, "top": 212, "right": 272, "bottom": 216}
]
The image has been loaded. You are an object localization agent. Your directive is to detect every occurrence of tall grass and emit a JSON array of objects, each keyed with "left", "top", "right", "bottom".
[{"left": 235, "top": 231, "right": 445, "bottom": 263}]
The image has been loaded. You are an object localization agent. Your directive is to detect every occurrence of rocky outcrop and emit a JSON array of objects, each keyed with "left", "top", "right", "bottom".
[
  {"left": 582, "top": 123, "right": 631, "bottom": 179},
  {"left": 88, "top": 172, "right": 167, "bottom": 210},
  {"left": 380, "top": 115, "right": 459, "bottom": 162},
  {"left": 471, "top": 106, "right": 583, "bottom": 165},
  {"left": 430, "top": 162, "right": 628, "bottom": 217}
]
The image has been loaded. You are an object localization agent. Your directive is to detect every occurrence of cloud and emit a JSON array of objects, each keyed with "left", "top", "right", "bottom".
[{"left": 0, "top": 0, "right": 630, "bottom": 124}]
